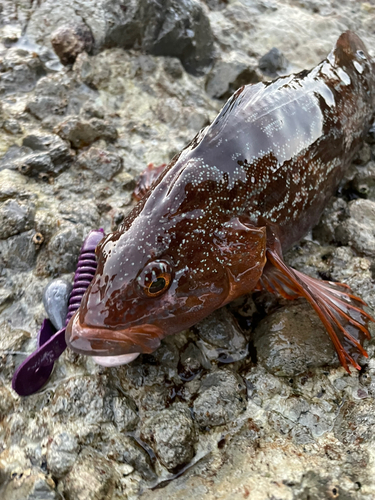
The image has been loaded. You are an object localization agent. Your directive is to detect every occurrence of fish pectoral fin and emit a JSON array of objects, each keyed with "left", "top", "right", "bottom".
[{"left": 263, "top": 246, "right": 374, "bottom": 373}]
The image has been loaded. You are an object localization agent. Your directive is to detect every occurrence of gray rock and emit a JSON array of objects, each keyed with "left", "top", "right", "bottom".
[
  {"left": 193, "top": 307, "right": 248, "bottom": 363},
  {"left": 0, "top": 47, "right": 46, "bottom": 95},
  {"left": 16, "top": 152, "right": 54, "bottom": 176},
  {"left": 104, "top": 0, "right": 214, "bottom": 75},
  {"left": 0, "top": 230, "right": 38, "bottom": 271},
  {"left": 55, "top": 116, "right": 118, "bottom": 148},
  {"left": 112, "top": 395, "right": 139, "bottom": 432},
  {"left": 334, "top": 400, "right": 375, "bottom": 445},
  {"left": 0, "top": 169, "right": 30, "bottom": 201},
  {"left": 22, "top": 133, "right": 74, "bottom": 174},
  {"left": 61, "top": 448, "right": 117, "bottom": 500},
  {"left": 100, "top": 433, "right": 156, "bottom": 481},
  {"left": 351, "top": 161, "right": 375, "bottom": 200},
  {"left": 51, "top": 24, "right": 94, "bottom": 66},
  {"left": 0, "top": 199, "right": 35, "bottom": 239},
  {"left": 193, "top": 369, "right": 247, "bottom": 427},
  {"left": 253, "top": 301, "right": 338, "bottom": 376},
  {"left": 338, "top": 199, "right": 375, "bottom": 257},
  {"left": 206, "top": 52, "right": 259, "bottom": 99},
  {"left": 43, "top": 278, "right": 73, "bottom": 330},
  {"left": 76, "top": 147, "right": 122, "bottom": 180},
  {"left": 2, "top": 119, "right": 22, "bottom": 135},
  {"left": 140, "top": 402, "right": 196, "bottom": 471},
  {"left": 47, "top": 432, "right": 79, "bottom": 478},
  {"left": 46, "top": 224, "right": 86, "bottom": 274},
  {"left": 1, "top": 471, "right": 58, "bottom": 500},
  {"left": 259, "top": 47, "right": 289, "bottom": 77}
]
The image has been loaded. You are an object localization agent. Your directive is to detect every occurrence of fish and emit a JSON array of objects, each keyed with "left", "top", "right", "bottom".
[{"left": 65, "top": 31, "right": 375, "bottom": 372}]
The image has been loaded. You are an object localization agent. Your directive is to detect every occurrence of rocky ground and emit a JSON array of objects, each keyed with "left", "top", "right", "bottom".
[{"left": 1, "top": 0, "right": 375, "bottom": 499}]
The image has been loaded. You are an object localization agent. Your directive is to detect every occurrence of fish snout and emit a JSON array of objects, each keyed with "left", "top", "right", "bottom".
[{"left": 65, "top": 311, "right": 164, "bottom": 365}]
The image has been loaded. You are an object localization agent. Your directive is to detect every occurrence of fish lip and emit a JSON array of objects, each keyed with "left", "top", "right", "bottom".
[{"left": 65, "top": 311, "right": 164, "bottom": 357}]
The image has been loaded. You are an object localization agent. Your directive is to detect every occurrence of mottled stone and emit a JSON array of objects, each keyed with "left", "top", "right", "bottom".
[
  {"left": 193, "top": 307, "right": 248, "bottom": 363},
  {"left": 0, "top": 47, "right": 46, "bottom": 95},
  {"left": 47, "top": 432, "right": 79, "bottom": 478},
  {"left": 112, "top": 395, "right": 139, "bottom": 432},
  {"left": 334, "top": 400, "right": 375, "bottom": 445},
  {"left": 55, "top": 117, "right": 118, "bottom": 148},
  {"left": 338, "top": 199, "right": 375, "bottom": 257},
  {"left": 1, "top": 471, "right": 58, "bottom": 500},
  {"left": 259, "top": 47, "right": 289, "bottom": 77},
  {"left": 193, "top": 369, "right": 247, "bottom": 427},
  {"left": 140, "top": 403, "right": 196, "bottom": 471},
  {"left": 0, "top": 199, "right": 34, "bottom": 239},
  {"left": 61, "top": 448, "right": 117, "bottom": 500},
  {"left": 22, "top": 133, "right": 74, "bottom": 174},
  {"left": 76, "top": 147, "right": 122, "bottom": 180},
  {"left": 0, "top": 230, "right": 38, "bottom": 271},
  {"left": 253, "top": 301, "right": 337, "bottom": 376},
  {"left": 51, "top": 24, "right": 94, "bottom": 66},
  {"left": 206, "top": 52, "right": 259, "bottom": 99}
]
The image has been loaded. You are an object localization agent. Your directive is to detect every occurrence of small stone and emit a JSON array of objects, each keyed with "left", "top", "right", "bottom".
[
  {"left": 46, "top": 224, "right": 85, "bottom": 274},
  {"left": 76, "top": 147, "right": 122, "bottom": 180},
  {"left": 0, "top": 230, "right": 38, "bottom": 271},
  {"left": 43, "top": 278, "right": 73, "bottom": 330},
  {"left": 2, "top": 119, "right": 22, "bottom": 135},
  {"left": 100, "top": 433, "right": 156, "bottom": 481},
  {"left": 2, "top": 471, "right": 58, "bottom": 500},
  {"left": 193, "top": 307, "right": 248, "bottom": 363},
  {"left": 206, "top": 53, "right": 259, "bottom": 99},
  {"left": 0, "top": 47, "right": 46, "bottom": 95},
  {"left": 353, "top": 143, "right": 372, "bottom": 165},
  {"left": 23, "top": 133, "right": 74, "bottom": 174},
  {"left": 259, "top": 47, "right": 289, "bottom": 77},
  {"left": 51, "top": 24, "right": 94, "bottom": 66},
  {"left": 338, "top": 199, "right": 375, "bottom": 257},
  {"left": 253, "top": 301, "right": 337, "bottom": 376},
  {"left": 0, "top": 199, "right": 35, "bottom": 239},
  {"left": 47, "top": 432, "right": 79, "bottom": 478},
  {"left": 334, "top": 400, "right": 375, "bottom": 445},
  {"left": 0, "top": 169, "right": 29, "bottom": 202},
  {"left": 61, "top": 448, "right": 117, "bottom": 500},
  {"left": 140, "top": 403, "right": 196, "bottom": 471},
  {"left": 17, "top": 152, "right": 54, "bottom": 176},
  {"left": 193, "top": 369, "right": 247, "bottom": 427},
  {"left": 54, "top": 117, "right": 118, "bottom": 148},
  {"left": 112, "top": 395, "right": 139, "bottom": 432}
]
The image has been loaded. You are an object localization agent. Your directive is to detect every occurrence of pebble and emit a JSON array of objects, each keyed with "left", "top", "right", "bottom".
[
  {"left": 193, "top": 369, "right": 247, "bottom": 427},
  {"left": 259, "top": 47, "right": 289, "bottom": 77},
  {"left": 76, "top": 147, "right": 122, "bottom": 180},
  {"left": 0, "top": 199, "right": 34, "bottom": 239},
  {"left": 46, "top": 432, "right": 79, "bottom": 478},
  {"left": 253, "top": 301, "right": 337, "bottom": 376},
  {"left": 51, "top": 24, "right": 94, "bottom": 66},
  {"left": 55, "top": 117, "right": 118, "bottom": 148},
  {"left": 339, "top": 199, "right": 375, "bottom": 257},
  {"left": 140, "top": 403, "right": 196, "bottom": 471}
]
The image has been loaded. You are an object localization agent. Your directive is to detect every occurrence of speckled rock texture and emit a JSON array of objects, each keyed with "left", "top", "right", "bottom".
[{"left": 1, "top": 1, "right": 375, "bottom": 499}]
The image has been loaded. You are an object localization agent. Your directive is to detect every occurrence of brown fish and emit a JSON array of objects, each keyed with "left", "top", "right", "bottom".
[{"left": 66, "top": 31, "right": 375, "bottom": 372}]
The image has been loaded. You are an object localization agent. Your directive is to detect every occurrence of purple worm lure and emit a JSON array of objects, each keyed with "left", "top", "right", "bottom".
[{"left": 12, "top": 229, "right": 104, "bottom": 396}]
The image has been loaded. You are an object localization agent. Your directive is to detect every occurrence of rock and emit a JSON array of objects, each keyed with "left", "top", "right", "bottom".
[
  {"left": 193, "top": 369, "right": 247, "bottom": 427},
  {"left": 61, "top": 448, "right": 117, "bottom": 500},
  {"left": 22, "top": 133, "right": 74, "bottom": 174},
  {"left": 338, "top": 199, "right": 375, "bottom": 257},
  {"left": 258, "top": 47, "right": 289, "bottom": 77},
  {"left": 253, "top": 301, "right": 337, "bottom": 376},
  {"left": 54, "top": 117, "right": 118, "bottom": 148},
  {"left": 16, "top": 152, "right": 54, "bottom": 176},
  {"left": 112, "top": 395, "right": 139, "bottom": 432},
  {"left": 206, "top": 52, "right": 259, "bottom": 99},
  {"left": 100, "top": 433, "right": 156, "bottom": 481},
  {"left": 1, "top": 471, "right": 58, "bottom": 500},
  {"left": 2, "top": 119, "right": 22, "bottom": 135},
  {"left": 0, "top": 169, "right": 29, "bottom": 201},
  {"left": 104, "top": 0, "right": 214, "bottom": 75},
  {"left": 350, "top": 161, "right": 375, "bottom": 201},
  {"left": 334, "top": 400, "right": 375, "bottom": 445},
  {"left": 140, "top": 403, "right": 196, "bottom": 471},
  {"left": 43, "top": 278, "right": 73, "bottom": 330},
  {"left": 0, "top": 230, "right": 38, "bottom": 271},
  {"left": 51, "top": 24, "right": 94, "bottom": 66},
  {"left": 47, "top": 432, "right": 79, "bottom": 478},
  {"left": 193, "top": 307, "right": 248, "bottom": 363},
  {"left": 0, "top": 199, "right": 35, "bottom": 239},
  {"left": 46, "top": 224, "right": 86, "bottom": 274},
  {"left": 0, "top": 47, "right": 46, "bottom": 95},
  {"left": 76, "top": 147, "right": 122, "bottom": 180}
]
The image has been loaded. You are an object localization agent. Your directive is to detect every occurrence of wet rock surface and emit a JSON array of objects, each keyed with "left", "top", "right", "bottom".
[{"left": 1, "top": 1, "right": 375, "bottom": 499}]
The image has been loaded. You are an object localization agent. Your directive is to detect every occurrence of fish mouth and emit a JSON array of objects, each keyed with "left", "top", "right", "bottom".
[{"left": 65, "top": 311, "right": 164, "bottom": 363}]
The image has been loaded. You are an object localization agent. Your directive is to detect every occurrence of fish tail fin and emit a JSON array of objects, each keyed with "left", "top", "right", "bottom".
[{"left": 261, "top": 248, "right": 374, "bottom": 373}]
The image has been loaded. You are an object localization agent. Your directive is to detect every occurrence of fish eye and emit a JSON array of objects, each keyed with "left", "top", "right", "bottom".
[
  {"left": 138, "top": 260, "right": 172, "bottom": 298},
  {"left": 356, "top": 50, "right": 366, "bottom": 60}
]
